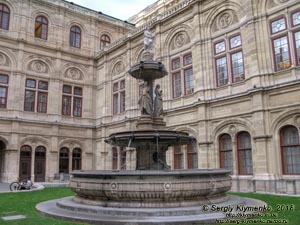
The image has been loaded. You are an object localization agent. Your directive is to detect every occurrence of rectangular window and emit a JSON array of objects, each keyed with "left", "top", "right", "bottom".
[
  {"left": 271, "top": 18, "right": 286, "bottom": 34},
  {"left": 112, "top": 80, "right": 125, "bottom": 114},
  {"left": 73, "top": 97, "right": 82, "bottom": 117},
  {"left": 172, "top": 72, "right": 181, "bottom": 98},
  {"left": 292, "top": 11, "right": 300, "bottom": 27},
  {"left": 174, "top": 146, "right": 184, "bottom": 169},
  {"left": 215, "top": 41, "right": 226, "bottom": 54},
  {"left": 37, "top": 92, "right": 47, "bottom": 113},
  {"left": 294, "top": 31, "right": 300, "bottom": 65},
  {"left": 62, "top": 95, "right": 71, "bottom": 116},
  {"left": 231, "top": 51, "right": 244, "bottom": 82},
  {"left": 273, "top": 36, "right": 291, "bottom": 71},
  {"left": 184, "top": 68, "right": 193, "bottom": 95},
  {"left": 24, "top": 90, "right": 35, "bottom": 112},
  {"left": 187, "top": 144, "right": 198, "bottom": 169},
  {"left": 216, "top": 57, "right": 228, "bottom": 86},
  {"left": 0, "top": 74, "right": 8, "bottom": 108},
  {"left": 0, "top": 86, "right": 7, "bottom": 108},
  {"left": 230, "top": 35, "right": 241, "bottom": 49},
  {"left": 172, "top": 58, "right": 180, "bottom": 70}
]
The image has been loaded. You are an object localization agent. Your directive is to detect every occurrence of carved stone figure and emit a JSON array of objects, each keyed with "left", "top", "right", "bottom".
[
  {"left": 142, "top": 28, "right": 155, "bottom": 61},
  {"left": 138, "top": 82, "right": 153, "bottom": 115},
  {"left": 153, "top": 84, "right": 163, "bottom": 117}
]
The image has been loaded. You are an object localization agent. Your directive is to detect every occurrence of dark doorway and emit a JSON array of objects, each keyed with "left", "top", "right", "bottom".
[
  {"left": 0, "top": 140, "right": 6, "bottom": 181},
  {"left": 59, "top": 147, "right": 69, "bottom": 173},
  {"left": 34, "top": 146, "right": 46, "bottom": 182},
  {"left": 19, "top": 145, "right": 32, "bottom": 181}
]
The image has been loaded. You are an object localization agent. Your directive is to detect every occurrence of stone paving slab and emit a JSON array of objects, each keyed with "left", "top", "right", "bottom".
[{"left": 1, "top": 215, "right": 26, "bottom": 220}]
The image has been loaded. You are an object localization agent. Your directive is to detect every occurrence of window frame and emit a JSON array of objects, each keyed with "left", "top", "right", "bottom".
[
  {"left": 72, "top": 148, "right": 82, "bottom": 171},
  {"left": 170, "top": 53, "right": 193, "bottom": 98},
  {"left": 0, "top": 3, "right": 10, "bottom": 30},
  {"left": 24, "top": 78, "right": 48, "bottom": 113},
  {"left": 186, "top": 144, "right": 198, "bottom": 169},
  {"left": 219, "top": 133, "right": 233, "bottom": 173},
  {"left": 69, "top": 25, "right": 81, "bottom": 48},
  {"left": 62, "top": 85, "right": 83, "bottom": 117},
  {"left": 100, "top": 34, "right": 111, "bottom": 49},
  {"left": 34, "top": 15, "right": 48, "bottom": 40},
  {"left": 271, "top": 34, "right": 292, "bottom": 72},
  {"left": 280, "top": 125, "right": 300, "bottom": 175},
  {"left": 174, "top": 145, "right": 184, "bottom": 169},
  {"left": 112, "top": 79, "right": 125, "bottom": 115},
  {"left": 0, "top": 74, "right": 9, "bottom": 108},
  {"left": 236, "top": 131, "right": 253, "bottom": 175}
]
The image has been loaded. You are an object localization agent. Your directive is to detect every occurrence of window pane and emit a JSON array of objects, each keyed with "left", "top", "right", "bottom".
[
  {"left": 37, "top": 92, "right": 47, "bottom": 113},
  {"left": 172, "top": 58, "right": 180, "bottom": 70},
  {"left": 0, "top": 5, "right": 9, "bottom": 30},
  {"left": 24, "top": 90, "right": 35, "bottom": 112},
  {"left": 184, "top": 68, "right": 194, "bottom": 95},
  {"left": 38, "top": 81, "right": 48, "bottom": 90},
  {"left": 75, "top": 33, "right": 80, "bottom": 48},
  {"left": 26, "top": 79, "right": 36, "bottom": 88},
  {"left": 281, "top": 126, "right": 299, "bottom": 146},
  {"left": 230, "top": 35, "right": 241, "bottom": 48},
  {"left": 294, "top": 31, "right": 300, "bottom": 65},
  {"left": 73, "top": 97, "right": 82, "bottom": 117},
  {"left": 273, "top": 36, "right": 291, "bottom": 71},
  {"left": 215, "top": 41, "right": 225, "bottom": 54},
  {"left": 113, "top": 94, "right": 118, "bottom": 114},
  {"left": 172, "top": 72, "right": 181, "bottom": 98},
  {"left": 231, "top": 51, "right": 244, "bottom": 82},
  {"left": 120, "top": 80, "right": 125, "bottom": 89},
  {"left": 63, "top": 85, "right": 72, "bottom": 94},
  {"left": 292, "top": 11, "right": 300, "bottom": 26},
  {"left": 183, "top": 54, "right": 192, "bottom": 66},
  {"left": 271, "top": 18, "right": 286, "bottom": 33},
  {"left": 62, "top": 96, "right": 71, "bottom": 116},
  {"left": 174, "top": 146, "right": 183, "bottom": 169},
  {"left": 113, "top": 83, "right": 118, "bottom": 92},
  {"left": 112, "top": 147, "right": 118, "bottom": 170},
  {"left": 216, "top": 57, "right": 228, "bottom": 86},
  {"left": 0, "top": 86, "right": 7, "bottom": 108},
  {"left": 220, "top": 134, "right": 232, "bottom": 151},
  {"left": 0, "top": 74, "right": 8, "bottom": 84},
  {"left": 120, "top": 91, "right": 125, "bottom": 113},
  {"left": 187, "top": 144, "right": 198, "bottom": 169},
  {"left": 74, "top": 87, "right": 82, "bottom": 96}
]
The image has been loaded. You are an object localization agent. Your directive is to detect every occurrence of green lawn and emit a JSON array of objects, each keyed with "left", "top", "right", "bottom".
[{"left": 0, "top": 188, "right": 299, "bottom": 225}]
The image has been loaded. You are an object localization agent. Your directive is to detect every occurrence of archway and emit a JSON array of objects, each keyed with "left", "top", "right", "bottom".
[{"left": 0, "top": 140, "right": 6, "bottom": 181}]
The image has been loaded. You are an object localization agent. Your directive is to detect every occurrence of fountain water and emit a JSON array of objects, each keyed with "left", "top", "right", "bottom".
[{"left": 36, "top": 28, "right": 266, "bottom": 224}]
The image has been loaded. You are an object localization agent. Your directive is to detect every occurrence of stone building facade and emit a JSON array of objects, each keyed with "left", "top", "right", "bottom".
[{"left": 0, "top": 0, "right": 300, "bottom": 195}]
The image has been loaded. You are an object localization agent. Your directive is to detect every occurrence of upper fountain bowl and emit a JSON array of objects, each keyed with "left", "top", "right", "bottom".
[{"left": 128, "top": 61, "right": 168, "bottom": 80}]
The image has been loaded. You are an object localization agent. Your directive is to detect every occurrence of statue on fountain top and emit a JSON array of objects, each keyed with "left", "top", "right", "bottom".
[{"left": 142, "top": 28, "right": 155, "bottom": 61}]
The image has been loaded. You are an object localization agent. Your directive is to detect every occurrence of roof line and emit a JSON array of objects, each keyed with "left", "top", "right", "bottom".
[{"left": 62, "top": 0, "right": 135, "bottom": 26}]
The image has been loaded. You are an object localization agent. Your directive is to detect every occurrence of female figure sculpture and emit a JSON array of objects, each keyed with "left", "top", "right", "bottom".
[
  {"left": 153, "top": 84, "right": 163, "bottom": 117},
  {"left": 138, "top": 82, "right": 153, "bottom": 115}
]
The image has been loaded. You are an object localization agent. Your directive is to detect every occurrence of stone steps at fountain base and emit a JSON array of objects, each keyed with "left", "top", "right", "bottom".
[{"left": 36, "top": 195, "right": 266, "bottom": 225}]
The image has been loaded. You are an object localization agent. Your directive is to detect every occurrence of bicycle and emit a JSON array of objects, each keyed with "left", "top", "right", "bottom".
[{"left": 9, "top": 179, "right": 33, "bottom": 191}]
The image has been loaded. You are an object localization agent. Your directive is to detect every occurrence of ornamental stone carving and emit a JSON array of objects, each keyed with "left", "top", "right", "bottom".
[
  {"left": 170, "top": 31, "right": 191, "bottom": 50},
  {"left": 113, "top": 61, "right": 125, "bottom": 75},
  {"left": 218, "top": 12, "right": 233, "bottom": 29},
  {"left": 65, "top": 67, "right": 83, "bottom": 80},
  {"left": 274, "top": 0, "right": 289, "bottom": 3},
  {"left": 28, "top": 60, "right": 49, "bottom": 73}
]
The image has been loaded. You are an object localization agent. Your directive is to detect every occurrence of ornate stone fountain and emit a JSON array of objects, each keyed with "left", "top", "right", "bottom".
[{"left": 36, "top": 29, "right": 266, "bottom": 224}]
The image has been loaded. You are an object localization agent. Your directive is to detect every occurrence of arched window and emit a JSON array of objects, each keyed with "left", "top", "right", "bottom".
[
  {"left": 112, "top": 147, "right": 118, "bottom": 170},
  {"left": 100, "top": 34, "right": 110, "bottom": 49},
  {"left": 219, "top": 134, "right": 233, "bottom": 173},
  {"left": 0, "top": 4, "right": 10, "bottom": 30},
  {"left": 19, "top": 145, "right": 32, "bottom": 180},
  {"left": 35, "top": 16, "right": 48, "bottom": 40},
  {"left": 59, "top": 147, "right": 69, "bottom": 173},
  {"left": 72, "top": 148, "right": 81, "bottom": 170},
  {"left": 280, "top": 126, "right": 300, "bottom": 174},
  {"left": 237, "top": 132, "right": 253, "bottom": 175},
  {"left": 187, "top": 144, "right": 198, "bottom": 169},
  {"left": 70, "top": 26, "right": 81, "bottom": 48}
]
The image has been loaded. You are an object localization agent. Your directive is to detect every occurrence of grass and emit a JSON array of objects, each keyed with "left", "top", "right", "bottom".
[{"left": 0, "top": 188, "right": 299, "bottom": 225}]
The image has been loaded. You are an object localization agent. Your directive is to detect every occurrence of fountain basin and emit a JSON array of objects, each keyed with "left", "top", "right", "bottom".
[
  {"left": 70, "top": 169, "right": 231, "bottom": 208},
  {"left": 128, "top": 61, "right": 168, "bottom": 80}
]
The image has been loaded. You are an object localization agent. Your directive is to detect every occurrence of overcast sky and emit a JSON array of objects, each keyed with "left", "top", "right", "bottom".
[{"left": 70, "top": 0, "right": 158, "bottom": 20}]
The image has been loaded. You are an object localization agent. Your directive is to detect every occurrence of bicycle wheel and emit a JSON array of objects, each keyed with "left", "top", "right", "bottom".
[{"left": 9, "top": 182, "right": 20, "bottom": 191}]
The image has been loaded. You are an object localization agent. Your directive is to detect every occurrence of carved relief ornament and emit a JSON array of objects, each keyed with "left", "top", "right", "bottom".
[{"left": 65, "top": 67, "right": 83, "bottom": 80}]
